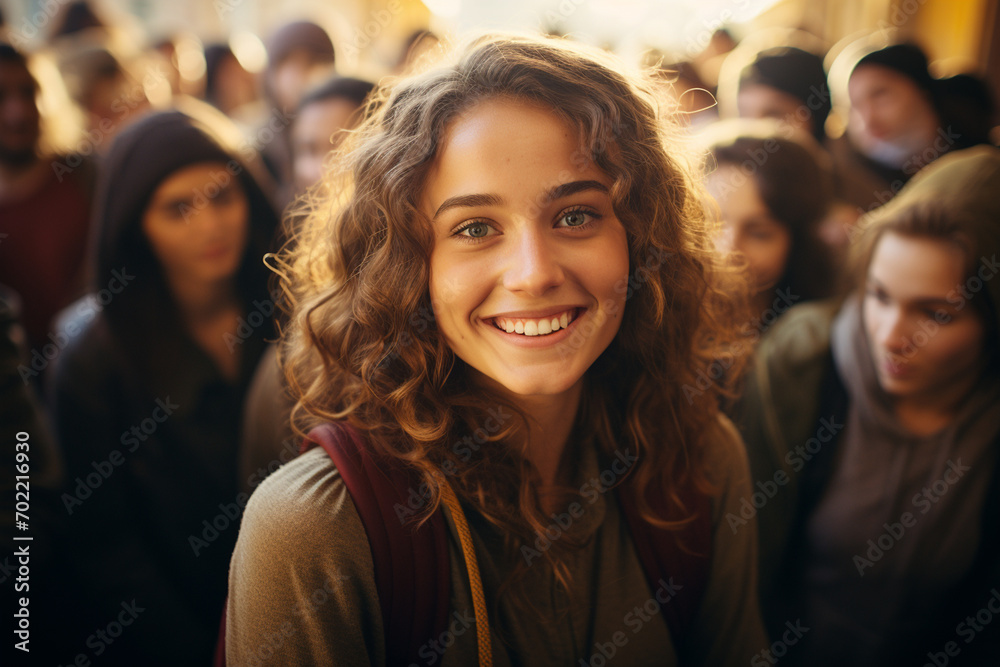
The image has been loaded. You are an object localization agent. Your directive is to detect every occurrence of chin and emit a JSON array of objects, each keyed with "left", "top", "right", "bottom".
[{"left": 475, "top": 367, "right": 584, "bottom": 399}]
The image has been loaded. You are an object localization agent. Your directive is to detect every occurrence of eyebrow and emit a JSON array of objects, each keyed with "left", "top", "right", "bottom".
[
  {"left": 867, "top": 279, "right": 955, "bottom": 307},
  {"left": 432, "top": 180, "right": 610, "bottom": 219}
]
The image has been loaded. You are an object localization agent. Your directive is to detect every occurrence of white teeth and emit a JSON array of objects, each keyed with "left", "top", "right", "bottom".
[{"left": 493, "top": 310, "right": 577, "bottom": 337}]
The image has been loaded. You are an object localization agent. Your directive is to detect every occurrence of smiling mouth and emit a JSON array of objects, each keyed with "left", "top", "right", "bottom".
[{"left": 491, "top": 308, "right": 581, "bottom": 336}]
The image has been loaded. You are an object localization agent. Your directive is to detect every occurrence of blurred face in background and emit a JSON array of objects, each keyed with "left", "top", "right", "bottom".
[
  {"left": 737, "top": 83, "right": 815, "bottom": 137},
  {"left": 863, "top": 231, "right": 985, "bottom": 407},
  {"left": 268, "top": 52, "right": 335, "bottom": 115},
  {"left": 142, "top": 162, "right": 249, "bottom": 292},
  {"left": 706, "top": 164, "right": 791, "bottom": 295},
  {"left": 292, "top": 96, "right": 362, "bottom": 192},
  {"left": 848, "top": 65, "right": 940, "bottom": 168},
  {"left": 0, "top": 59, "right": 41, "bottom": 166}
]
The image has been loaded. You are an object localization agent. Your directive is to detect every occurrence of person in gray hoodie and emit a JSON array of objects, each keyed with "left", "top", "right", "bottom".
[{"left": 738, "top": 144, "right": 1000, "bottom": 666}]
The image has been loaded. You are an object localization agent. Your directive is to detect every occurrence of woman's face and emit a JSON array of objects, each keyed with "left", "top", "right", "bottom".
[
  {"left": 863, "top": 231, "right": 985, "bottom": 405},
  {"left": 847, "top": 65, "right": 940, "bottom": 167},
  {"left": 737, "top": 83, "right": 814, "bottom": 136},
  {"left": 423, "top": 98, "right": 630, "bottom": 398},
  {"left": 142, "top": 162, "right": 250, "bottom": 291},
  {"left": 706, "top": 165, "right": 792, "bottom": 294}
]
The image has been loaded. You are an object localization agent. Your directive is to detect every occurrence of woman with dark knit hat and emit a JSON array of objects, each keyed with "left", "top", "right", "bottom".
[
  {"left": 49, "top": 110, "right": 279, "bottom": 664},
  {"left": 737, "top": 46, "right": 832, "bottom": 144},
  {"left": 832, "top": 42, "right": 995, "bottom": 213}
]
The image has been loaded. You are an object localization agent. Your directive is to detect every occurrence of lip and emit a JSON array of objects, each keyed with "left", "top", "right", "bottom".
[
  {"left": 201, "top": 244, "right": 235, "bottom": 261},
  {"left": 481, "top": 307, "right": 585, "bottom": 347},
  {"left": 485, "top": 306, "right": 585, "bottom": 320},
  {"left": 880, "top": 356, "right": 911, "bottom": 378}
]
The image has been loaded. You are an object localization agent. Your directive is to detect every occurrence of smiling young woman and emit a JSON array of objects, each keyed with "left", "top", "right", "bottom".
[{"left": 227, "top": 34, "right": 766, "bottom": 666}]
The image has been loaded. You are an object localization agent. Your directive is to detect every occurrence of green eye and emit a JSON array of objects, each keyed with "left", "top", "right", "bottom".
[
  {"left": 462, "top": 222, "right": 491, "bottom": 238},
  {"left": 562, "top": 211, "right": 588, "bottom": 226}
]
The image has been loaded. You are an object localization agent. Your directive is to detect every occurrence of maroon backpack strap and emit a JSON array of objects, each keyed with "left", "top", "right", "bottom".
[
  {"left": 303, "top": 422, "right": 451, "bottom": 667},
  {"left": 617, "top": 473, "right": 712, "bottom": 657}
]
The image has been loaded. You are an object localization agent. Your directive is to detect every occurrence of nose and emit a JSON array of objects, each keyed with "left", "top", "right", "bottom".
[
  {"left": 501, "top": 226, "right": 565, "bottom": 296},
  {"left": 715, "top": 223, "right": 736, "bottom": 255},
  {"left": 186, "top": 198, "right": 233, "bottom": 238},
  {"left": 875, "top": 305, "right": 910, "bottom": 356}
]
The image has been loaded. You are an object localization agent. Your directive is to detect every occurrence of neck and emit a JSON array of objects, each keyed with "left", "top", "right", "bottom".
[
  {"left": 511, "top": 381, "right": 583, "bottom": 489},
  {"left": 0, "top": 156, "right": 45, "bottom": 201},
  {"left": 891, "top": 374, "right": 981, "bottom": 437},
  {"left": 167, "top": 273, "right": 240, "bottom": 324},
  {"left": 752, "top": 287, "right": 777, "bottom": 321}
]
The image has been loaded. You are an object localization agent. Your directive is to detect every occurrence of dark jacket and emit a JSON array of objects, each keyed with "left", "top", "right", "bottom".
[
  {"left": 738, "top": 298, "right": 1000, "bottom": 667},
  {"left": 49, "top": 111, "right": 278, "bottom": 665}
]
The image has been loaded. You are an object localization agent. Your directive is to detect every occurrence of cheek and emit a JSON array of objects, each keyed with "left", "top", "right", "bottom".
[
  {"left": 926, "top": 323, "right": 985, "bottom": 367},
  {"left": 746, "top": 234, "right": 791, "bottom": 281},
  {"left": 428, "top": 250, "right": 474, "bottom": 329},
  {"left": 144, "top": 224, "right": 191, "bottom": 268}
]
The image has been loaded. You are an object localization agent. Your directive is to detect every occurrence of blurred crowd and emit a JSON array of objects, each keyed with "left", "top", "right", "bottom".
[{"left": 0, "top": 1, "right": 997, "bottom": 665}]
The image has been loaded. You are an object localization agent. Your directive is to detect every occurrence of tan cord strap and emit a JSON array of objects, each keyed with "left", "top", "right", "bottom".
[{"left": 438, "top": 480, "right": 493, "bottom": 667}]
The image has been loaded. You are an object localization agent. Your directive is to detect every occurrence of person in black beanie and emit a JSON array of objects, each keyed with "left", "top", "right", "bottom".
[
  {"left": 738, "top": 46, "right": 832, "bottom": 143},
  {"left": 847, "top": 42, "right": 993, "bottom": 179},
  {"left": 48, "top": 110, "right": 278, "bottom": 664}
]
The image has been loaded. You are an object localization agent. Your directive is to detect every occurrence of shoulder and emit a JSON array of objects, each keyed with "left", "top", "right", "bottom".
[
  {"left": 240, "top": 446, "right": 368, "bottom": 554},
  {"left": 755, "top": 298, "right": 839, "bottom": 377},
  {"left": 234, "top": 446, "right": 377, "bottom": 593},
  {"left": 49, "top": 302, "right": 115, "bottom": 394},
  {"left": 740, "top": 298, "right": 840, "bottom": 448},
  {"left": 49, "top": 301, "right": 118, "bottom": 389},
  {"left": 699, "top": 412, "right": 750, "bottom": 492},
  {"left": 229, "top": 447, "right": 385, "bottom": 664}
]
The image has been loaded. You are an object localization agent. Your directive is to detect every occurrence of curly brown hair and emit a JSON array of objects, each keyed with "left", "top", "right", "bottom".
[{"left": 275, "top": 33, "right": 750, "bottom": 603}]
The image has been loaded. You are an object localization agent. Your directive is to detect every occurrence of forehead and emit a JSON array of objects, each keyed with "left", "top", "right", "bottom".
[
  {"left": 295, "top": 97, "right": 359, "bottom": 135},
  {"left": 150, "top": 161, "right": 235, "bottom": 197},
  {"left": 849, "top": 65, "right": 922, "bottom": 97},
  {"left": 422, "top": 98, "right": 605, "bottom": 209},
  {"left": 868, "top": 231, "right": 965, "bottom": 296}
]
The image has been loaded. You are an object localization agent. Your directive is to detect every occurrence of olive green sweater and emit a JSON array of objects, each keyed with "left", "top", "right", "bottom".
[{"left": 226, "top": 415, "right": 767, "bottom": 665}]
